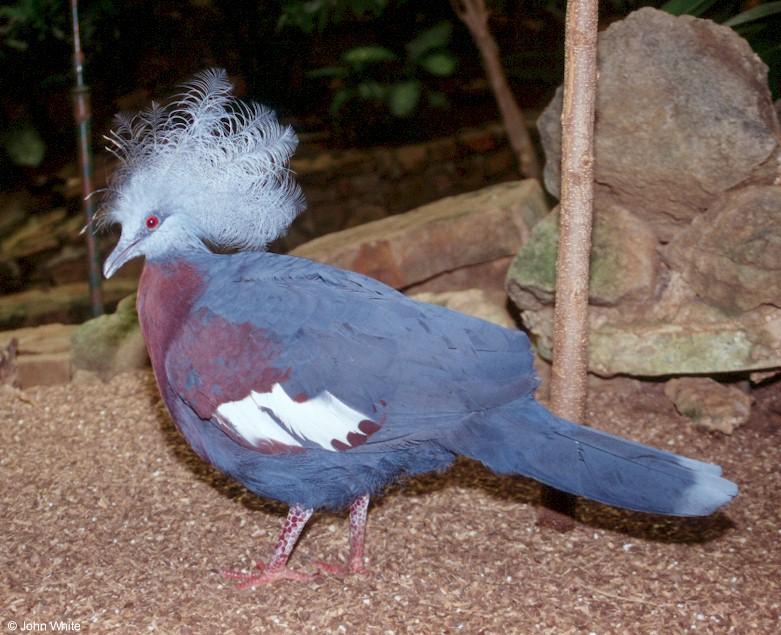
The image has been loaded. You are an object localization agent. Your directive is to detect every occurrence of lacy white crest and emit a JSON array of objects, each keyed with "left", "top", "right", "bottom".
[{"left": 100, "top": 68, "right": 304, "bottom": 250}]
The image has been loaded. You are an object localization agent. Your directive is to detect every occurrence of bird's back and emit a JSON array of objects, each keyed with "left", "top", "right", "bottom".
[{"left": 187, "top": 250, "right": 538, "bottom": 422}]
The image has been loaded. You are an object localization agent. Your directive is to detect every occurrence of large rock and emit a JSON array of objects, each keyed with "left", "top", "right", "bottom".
[
  {"left": 664, "top": 377, "right": 752, "bottom": 434},
  {"left": 0, "top": 323, "right": 77, "bottom": 388},
  {"left": 509, "top": 270, "right": 781, "bottom": 376},
  {"left": 0, "top": 208, "right": 66, "bottom": 260},
  {"left": 405, "top": 257, "right": 516, "bottom": 295},
  {"left": 0, "top": 278, "right": 137, "bottom": 329},
  {"left": 506, "top": 204, "right": 659, "bottom": 307},
  {"left": 2, "top": 322, "right": 76, "bottom": 356},
  {"left": 71, "top": 294, "right": 147, "bottom": 379},
  {"left": 538, "top": 7, "right": 780, "bottom": 242},
  {"left": 16, "top": 353, "right": 72, "bottom": 388},
  {"left": 514, "top": 6, "right": 781, "bottom": 385},
  {"left": 0, "top": 259, "right": 22, "bottom": 294},
  {"left": 292, "top": 180, "right": 548, "bottom": 290},
  {"left": 411, "top": 289, "right": 515, "bottom": 329},
  {"left": 0, "top": 190, "right": 32, "bottom": 238},
  {"left": 41, "top": 245, "right": 89, "bottom": 285},
  {"left": 664, "top": 185, "right": 781, "bottom": 312}
]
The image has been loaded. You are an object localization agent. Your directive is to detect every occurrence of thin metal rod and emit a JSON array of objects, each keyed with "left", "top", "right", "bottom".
[{"left": 71, "top": 0, "right": 103, "bottom": 316}]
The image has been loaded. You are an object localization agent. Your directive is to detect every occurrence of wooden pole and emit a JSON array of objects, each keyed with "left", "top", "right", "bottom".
[{"left": 539, "top": 0, "right": 599, "bottom": 526}]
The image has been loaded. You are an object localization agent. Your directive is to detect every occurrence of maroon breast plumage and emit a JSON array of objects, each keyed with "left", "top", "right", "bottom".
[{"left": 137, "top": 260, "right": 204, "bottom": 391}]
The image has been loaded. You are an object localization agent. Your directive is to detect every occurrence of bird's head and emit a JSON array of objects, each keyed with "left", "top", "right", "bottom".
[{"left": 100, "top": 69, "right": 305, "bottom": 278}]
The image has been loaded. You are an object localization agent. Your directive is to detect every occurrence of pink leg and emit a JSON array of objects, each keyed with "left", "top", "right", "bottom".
[
  {"left": 315, "top": 494, "right": 370, "bottom": 577},
  {"left": 222, "top": 504, "right": 316, "bottom": 588}
]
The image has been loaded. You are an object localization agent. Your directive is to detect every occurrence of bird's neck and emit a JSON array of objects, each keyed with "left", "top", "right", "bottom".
[{"left": 137, "top": 257, "right": 205, "bottom": 378}]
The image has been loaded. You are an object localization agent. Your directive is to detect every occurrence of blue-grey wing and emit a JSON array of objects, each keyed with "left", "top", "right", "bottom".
[{"left": 195, "top": 254, "right": 538, "bottom": 449}]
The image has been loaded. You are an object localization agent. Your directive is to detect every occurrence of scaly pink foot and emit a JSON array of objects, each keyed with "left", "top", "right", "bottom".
[
  {"left": 223, "top": 504, "right": 315, "bottom": 588},
  {"left": 314, "top": 495, "right": 370, "bottom": 578}
]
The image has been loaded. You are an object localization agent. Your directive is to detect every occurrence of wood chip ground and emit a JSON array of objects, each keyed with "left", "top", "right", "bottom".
[{"left": 1, "top": 372, "right": 779, "bottom": 634}]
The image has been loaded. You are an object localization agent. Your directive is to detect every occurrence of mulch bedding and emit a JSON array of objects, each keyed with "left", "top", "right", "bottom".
[{"left": 1, "top": 371, "right": 779, "bottom": 634}]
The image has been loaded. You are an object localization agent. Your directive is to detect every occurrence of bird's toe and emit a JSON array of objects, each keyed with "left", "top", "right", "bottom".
[
  {"left": 311, "top": 558, "right": 369, "bottom": 578},
  {"left": 222, "top": 562, "right": 320, "bottom": 588}
]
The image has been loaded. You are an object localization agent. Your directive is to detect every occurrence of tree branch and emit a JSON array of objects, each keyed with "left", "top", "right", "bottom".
[
  {"left": 451, "top": 0, "right": 541, "bottom": 180},
  {"left": 537, "top": 0, "right": 598, "bottom": 528},
  {"left": 549, "top": 0, "right": 599, "bottom": 423}
]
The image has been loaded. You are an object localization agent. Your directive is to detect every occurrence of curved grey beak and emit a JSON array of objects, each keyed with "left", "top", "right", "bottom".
[{"left": 103, "top": 234, "right": 142, "bottom": 278}]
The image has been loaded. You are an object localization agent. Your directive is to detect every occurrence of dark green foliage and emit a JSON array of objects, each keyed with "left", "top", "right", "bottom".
[
  {"left": 2, "top": 121, "right": 45, "bottom": 167},
  {"left": 723, "top": 0, "right": 781, "bottom": 27},
  {"left": 0, "top": 0, "right": 118, "bottom": 171},
  {"left": 278, "top": 0, "right": 394, "bottom": 33},
  {"left": 303, "top": 16, "right": 458, "bottom": 120},
  {"left": 660, "top": 0, "right": 722, "bottom": 15},
  {"left": 0, "top": 0, "right": 67, "bottom": 52},
  {"left": 279, "top": 0, "right": 562, "bottom": 141},
  {"left": 1, "top": 0, "right": 67, "bottom": 167},
  {"left": 9, "top": 0, "right": 775, "bottom": 184}
]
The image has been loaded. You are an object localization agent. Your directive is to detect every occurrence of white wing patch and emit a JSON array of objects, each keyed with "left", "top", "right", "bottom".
[
  {"left": 216, "top": 394, "right": 302, "bottom": 449},
  {"left": 215, "top": 383, "right": 377, "bottom": 452}
]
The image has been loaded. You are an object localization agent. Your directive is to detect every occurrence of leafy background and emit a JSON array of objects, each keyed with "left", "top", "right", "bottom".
[{"left": 1, "top": 0, "right": 778, "bottom": 187}]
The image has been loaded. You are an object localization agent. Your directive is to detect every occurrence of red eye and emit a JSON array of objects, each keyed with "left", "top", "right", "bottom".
[{"left": 145, "top": 215, "right": 160, "bottom": 230}]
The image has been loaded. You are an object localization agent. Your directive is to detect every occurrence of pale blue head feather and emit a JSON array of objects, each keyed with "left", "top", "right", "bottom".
[{"left": 101, "top": 69, "right": 304, "bottom": 255}]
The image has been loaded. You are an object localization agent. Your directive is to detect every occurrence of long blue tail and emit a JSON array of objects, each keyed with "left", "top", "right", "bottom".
[{"left": 447, "top": 397, "right": 737, "bottom": 516}]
